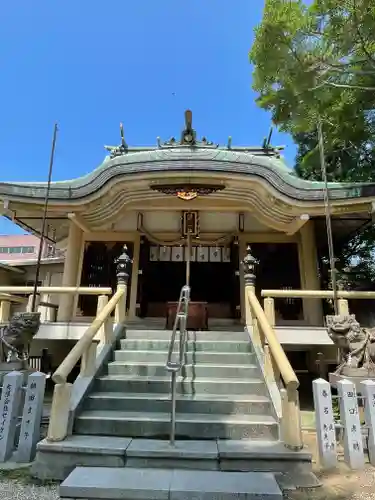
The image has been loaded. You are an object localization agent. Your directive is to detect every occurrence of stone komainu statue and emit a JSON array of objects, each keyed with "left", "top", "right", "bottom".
[
  {"left": 326, "top": 314, "right": 375, "bottom": 376},
  {"left": 0, "top": 312, "right": 41, "bottom": 363}
]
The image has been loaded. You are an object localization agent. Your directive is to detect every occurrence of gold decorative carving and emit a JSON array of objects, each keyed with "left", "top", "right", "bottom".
[
  {"left": 150, "top": 184, "right": 224, "bottom": 200},
  {"left": 177, "top": 190, "right": 198, "bottom": 201}
]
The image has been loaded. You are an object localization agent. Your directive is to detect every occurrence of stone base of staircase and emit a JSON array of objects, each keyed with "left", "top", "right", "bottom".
[
  {"left": 59, "top": 466, "right": 284, "bottom": 499},
  {"left": 35, "top": 327, "right": 318, "bottom": 497},
  {"left": 31, "top": 435, "right": 313, "bottom": 482}
]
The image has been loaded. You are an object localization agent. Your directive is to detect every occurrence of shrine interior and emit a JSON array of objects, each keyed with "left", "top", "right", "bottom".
[{"left": 77, "top": 238, "right": 305, "bottom": 324}]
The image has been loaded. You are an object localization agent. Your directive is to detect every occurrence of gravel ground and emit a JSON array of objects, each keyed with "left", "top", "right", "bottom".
[
  {"left": 0, "top": 469, "right": 58, "bottom": 500},
  {"left": 285, "top": 466, "right": 375, "bottom": 500},
  {"left": 287, "top": 432, "right": 375, "bottom": 500},
  {"left": 0, "top": 480, "right": 58, "bottom": 500}
]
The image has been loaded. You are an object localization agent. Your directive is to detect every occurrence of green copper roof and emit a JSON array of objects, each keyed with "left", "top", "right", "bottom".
[
  {"left": 0, "top": 147, "right": 373, "bottom": 203},
  {"left": 0, "top": 110, "right": 373, "bottom": 203}
]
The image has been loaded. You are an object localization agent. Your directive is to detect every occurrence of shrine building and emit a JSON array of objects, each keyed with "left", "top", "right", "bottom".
[{"left": 0, "top": 110, "right": 374, "bottom": 355}]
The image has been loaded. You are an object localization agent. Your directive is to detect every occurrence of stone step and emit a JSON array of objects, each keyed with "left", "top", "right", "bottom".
[
  {"left": 207, "top": 325, "right": 245, "bottom": 332},
  {"left": 114, "top": 349, "right": 256, "bottom": 364},
  {"left": 95, "top": 375, "right": 267, "bottom": 395},
  {"left": 33, "top": 435, "right": 313, "bottom": 481},
  {"left": 84, "top": 392, "right": 273, "bottom": 415},
  {"left": 119, "top": 338, "right": 252, "bottom": 353},
  {"left": 107, "top": 361, "right": 260, "bottom": 379},
  {"left": 124, "top": 438, "right": 312, "bottom": 474},
  {"left": 60, "top": 466, "right": 282, "bottom": 499},
  {"left": 126, "top": 319, "right": 166, "bottom": 329},
  {"left": 124, "top": 329, "right": 248, "bottom": 341},
  {"left": 74, "top": 410, "right": 279, "bottom": 440}
]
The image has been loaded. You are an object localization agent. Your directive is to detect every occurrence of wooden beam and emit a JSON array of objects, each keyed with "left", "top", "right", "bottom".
[
  {"left": 285, "top": 214, "right": 310, "bottom": 235},
  {"left": 68, "top": 213, "right": 91, "bottom": 233},
  {"left": 0, "top": 200, "right": 15, "bottom": 221}
]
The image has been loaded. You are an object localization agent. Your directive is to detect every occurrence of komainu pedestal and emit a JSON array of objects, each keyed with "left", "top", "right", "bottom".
[{"left": 327, "top": 314, "right": 375, "bottom": 389}]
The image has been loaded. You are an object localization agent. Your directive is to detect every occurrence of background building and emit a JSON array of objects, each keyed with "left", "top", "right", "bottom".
[{"left": 0, "top": 234, "right": 57, "bottom": 263}]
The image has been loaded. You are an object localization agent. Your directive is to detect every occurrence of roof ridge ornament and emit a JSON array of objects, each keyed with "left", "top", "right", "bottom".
[
  {"left": 158, "top": 109, "right": 219, "bottom": 149},
  {"left": 181, "top": 109, "right": 196, "bottom": 145},
  {"left": 104, "top": 122, "right": 128, "bottom": 158}
]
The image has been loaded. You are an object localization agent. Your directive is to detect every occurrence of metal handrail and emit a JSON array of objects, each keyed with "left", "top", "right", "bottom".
[{"left": 165, "top": 284, "right": 191, "bottom": 444}]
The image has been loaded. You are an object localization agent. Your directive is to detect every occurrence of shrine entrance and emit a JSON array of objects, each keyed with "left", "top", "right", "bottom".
[
  {"left": 251, "top": 242, "right": 303, "bottom": 323},
  {"left": 78, "top": 241, "right": 134, "bottom": 317},
  {"left": 137, "top": 239, "right": 240, "bottom": 322}
]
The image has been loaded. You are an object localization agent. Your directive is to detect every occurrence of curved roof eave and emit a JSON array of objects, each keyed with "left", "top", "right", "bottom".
[{"left": 0, "top": 148, "right": 373, "bottom": 203}]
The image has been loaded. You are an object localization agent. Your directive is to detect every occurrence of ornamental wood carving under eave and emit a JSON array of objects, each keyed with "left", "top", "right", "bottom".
[
  {"left": 331, "top": 203, "right": 370, "bottom": 215},
  {"left": 266, "top": 195, "right": 289, "bottom": 211}
]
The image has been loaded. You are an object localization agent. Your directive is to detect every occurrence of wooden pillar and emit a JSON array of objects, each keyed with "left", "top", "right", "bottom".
[
  {"left": 238, "top": 236, "right": 247, "bottom": 324},
  {"left": 71, "top": 236, "right": 85, "bottom": 318},
  {"left": 299, "top": 220, "right": 323, "bottom": 326},
  {"left": 128, "top": 234, "right": 141, "bottom": 320},
  {"left": 57, "top": 221, "right": 83, "bottom": 322}
]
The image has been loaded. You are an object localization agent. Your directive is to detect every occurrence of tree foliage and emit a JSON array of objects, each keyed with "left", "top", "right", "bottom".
[{"left": 250, "top": 0, "right": 375, "bottom": 287}]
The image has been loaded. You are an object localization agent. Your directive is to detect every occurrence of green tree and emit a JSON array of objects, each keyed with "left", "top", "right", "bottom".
[{"left": 250, "top": 0, "right": 375, "bottom": 287}]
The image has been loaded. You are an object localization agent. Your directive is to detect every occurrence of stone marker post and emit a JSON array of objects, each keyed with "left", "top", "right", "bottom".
[
  {"left": 312, "top": 378, "right": 337, "bottom": 468},
  {"left": 0, "top": 371, "right": 23, "bottom": 462},
  {"left": 16, "top": 372, "right": 46, "bottom": 463},
  {"left": 360, "top": 380, "right": 375, "bottom": 466},
  {"left": 337, "top": 379, "right": 365, "bottom": 469}
]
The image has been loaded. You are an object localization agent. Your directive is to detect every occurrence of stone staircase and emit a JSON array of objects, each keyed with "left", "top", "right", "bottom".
[
  {"left": 34, "top": 328, "right": 315, "bottom": 499},
  {"left": 75, "top": 329, "right": 278, "bottom": 440}
]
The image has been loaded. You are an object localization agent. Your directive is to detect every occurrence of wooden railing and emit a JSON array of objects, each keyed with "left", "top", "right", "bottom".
[
  {"left": 256, "top": 287, "right": 375, "bottom": 449},
  {"left": 245, "top": 286, "right": 302, "bottom": 450},
  {"left": 261, "top": 289, "right": 375, "bottom": 321},
  {"left": 47, "top": 285, "right": 127, "bottom": 441},
  {"left": 0, "top": 286, "right": 113, "bottom": 323},
  {"left": 0, "top": 293, "right": 27, "bottom": 323}
]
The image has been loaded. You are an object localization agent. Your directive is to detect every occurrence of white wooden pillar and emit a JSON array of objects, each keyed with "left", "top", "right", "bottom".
[
  {"left": 128, "top": 234, "right": 141, "bottom": 319},
  {"left": 299, "top": 220, "right": 323, "bottom": 325},
  {"left": 238, "top": 235, "right": 246, "bottom": 324},
  {"left": 57, "top": 221, "right": 83, "bottom": 321},
  {"left": 72, "top": 236, "right": 85, "bottom": 317}
]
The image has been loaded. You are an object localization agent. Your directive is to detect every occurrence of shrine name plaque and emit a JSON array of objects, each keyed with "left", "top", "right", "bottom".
[{"left": 166, "top": 301, "right": 208, "bottom": 331}]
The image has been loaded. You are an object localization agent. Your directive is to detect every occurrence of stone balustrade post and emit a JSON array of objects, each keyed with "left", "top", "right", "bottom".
[
  {"left": 263, "top": 297, "right": 278, "bottom": 380},
  {"left": 264, "top": 297, "right": 275, "bottom": 327},
  {"left": 338, "top": 298, "right": 349, "bottom": 316},
  {"left": 26, "top": 294, "right": 40, "bottom": 313},
  {"left": 281, "top": 386, "right": 303, "bottom": 450},
  {"left": 80, "top": 342, "right": 97, "bottom": 377},
  {"left": 115, "top": 245, "right": 132, "bottom": 324},
  {"left": 38, "top": 293, "right": 54, "bottom": 322},
  {"left": 97, "top": 295, "right": 112, "bottom": 344},
  {"left": 0, "top": 300, "right": 11, "bottom": 323},
  {"left": 47, "top": 383, "right": 72, "bottom": 442}
]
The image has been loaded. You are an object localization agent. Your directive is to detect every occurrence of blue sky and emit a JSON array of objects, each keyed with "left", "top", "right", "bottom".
[{"left": 0, "top": 1, "right": 296, "bottom": 235}]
